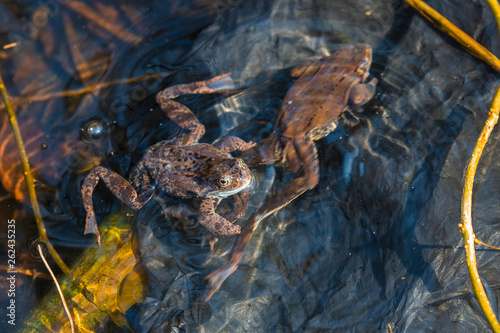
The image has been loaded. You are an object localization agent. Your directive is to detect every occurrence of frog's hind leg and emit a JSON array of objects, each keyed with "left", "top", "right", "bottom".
[
  {"left": 214, "top": 136, "right": 255, "bottom": 153},
  {"left": 81, "top": 166, "right": 154, "bottom": 246},
  {"left": 156, "top": 74, "right": 240, "bottom": 145},
  {"left": 238, "top": 135, "right": 281, "bottom": 167},
  {"left": 205, "top": 135, "right": 319, "bottom": 301},
  {"left": 156, "top": 73, "right": 239, "bottom": 101},
  {"left": 155, "top": 99, "right": 206, "bottom": 146}
]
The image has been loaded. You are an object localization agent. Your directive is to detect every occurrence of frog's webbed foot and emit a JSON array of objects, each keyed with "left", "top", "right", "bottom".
[
  {"left": 214, "top": 136, "right": 256, "bottom": 153},
  {"left": 205, "top": 254, "right": 241, "bottom": 302},
  {"left": 81, "top": 166, "right": 153, "bottom": 246},
  {"left": 348, "top": 78, "right": 378, "bottom": 107},
  {"left": 201, "top": 233, "right": 218, "bottom": 252},
  {"left": 84, "top": 210, "right": 100, "bottom": 247}
]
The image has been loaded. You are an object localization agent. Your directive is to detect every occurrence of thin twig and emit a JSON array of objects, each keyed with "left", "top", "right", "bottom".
[
  {"left": 404, "top": 0, "right": 500, "bottom": 72},
  {"left": 64, "top": 1, "right": 141, "bottom": 44},
  {"left": 63, "top": 12, "right": 93, "bottom": 84},
  {"left": 460, "top": 83, "right": 500, "bottom": 332},
  {"left": 3, "top": 42, "right": 17, "bottom": 50},
  {"left": 38, "top": 244, "right": 75, "bottom": 333},
  {"left": 486, "top": 0, "right": 500, "bottom": 37},
  {"left": 0, "top": 72, "right": 167, "bottom": 109},
  {"left": 0, "top": 71, "right": 72, "bottom": 275},
  {"left": 474, "top": 237, "right": 500, "bottom": 251},
  {"left": 404, "top": 1, "right": 500, "bottom": 331}
]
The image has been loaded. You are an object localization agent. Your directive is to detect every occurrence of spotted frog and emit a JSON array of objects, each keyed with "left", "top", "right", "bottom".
[
  {"left": 206, "top": 44, "right": 378, "bottom": 300},
  {"left": 81, "top": 74, "right": 254, "bottom": 245}
]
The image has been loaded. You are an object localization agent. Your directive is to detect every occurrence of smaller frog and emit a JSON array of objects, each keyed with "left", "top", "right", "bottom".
[{"left": 81, "top": 74, "right": 254, "bottom": 245}]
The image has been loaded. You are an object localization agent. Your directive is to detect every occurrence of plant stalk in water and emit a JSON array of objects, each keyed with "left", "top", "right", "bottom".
[
  {"left": 460, "top": 83, "right": 500, "bottom": 333},
  {"left": 404, "top": 0, "right": 500, "bottom": 331},
  {"left": 486, "top": 0, "right": 500, "bottom": 38},
  {"left": 405, "top": 0, "right": 500, "bottom": 72},
  {"left": 38, "top": 244, "right": 75, "bottom": 333},
  {"left": 0, "top": 71, "right": 72, "bottom": 276}
]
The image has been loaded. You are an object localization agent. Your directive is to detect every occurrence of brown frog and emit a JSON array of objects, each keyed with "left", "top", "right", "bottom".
[
  {"left": 81, "top": 74, "right": 254, "bottom": 246},
  {"left": 206, "top": 44, "right": 378, "bottom": 300}
]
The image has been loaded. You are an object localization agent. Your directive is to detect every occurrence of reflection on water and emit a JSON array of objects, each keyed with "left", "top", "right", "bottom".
[{"left": 1, "top": 0, "right": 500, "bottom": 331}]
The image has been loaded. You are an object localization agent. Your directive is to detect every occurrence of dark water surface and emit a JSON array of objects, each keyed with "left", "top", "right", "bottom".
[{"left": 1, "top": 0, "right": 500, "bottom": 331}]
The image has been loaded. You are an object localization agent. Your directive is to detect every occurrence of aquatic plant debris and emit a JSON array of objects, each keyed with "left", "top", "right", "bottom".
[
  {"left": 64, "top": 1, "right": 142, "bottom": 44},
  {"left": 0, "top": 71, "right": 78, "bottom": 329},
  {"left": 405, "top": 0, "right": 500, "bottom": 331},
  {"left": 405, "top": 0, "right": 500, "bottom": 72},
  {"left": 460, "top": 85, "right": 500, "bottom": 333},
  {"left": 0, "top": 71, "right": 73, "bottom": 273}
]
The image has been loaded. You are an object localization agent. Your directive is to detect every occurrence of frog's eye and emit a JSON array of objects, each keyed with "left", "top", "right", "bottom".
[{"left": 218, "top": 177, "right": 230, "bottom": 187}]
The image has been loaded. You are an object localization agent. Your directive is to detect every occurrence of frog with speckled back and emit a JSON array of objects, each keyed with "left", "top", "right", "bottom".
[{"left": 81, "top": 74, "right": 254, "bottom": 246}]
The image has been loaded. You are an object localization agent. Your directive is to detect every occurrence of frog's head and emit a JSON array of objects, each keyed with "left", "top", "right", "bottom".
[
  {"left": 352, "top": 44, "right": 373, "bottom": 79},
  {"left": 202, "top": 158, "right": 253, "bottom": 198},
  {"left": 336, "top": 44, "right": 373, "bottom": 80}
]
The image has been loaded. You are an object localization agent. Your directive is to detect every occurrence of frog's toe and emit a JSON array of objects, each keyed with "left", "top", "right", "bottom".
[
  {"left": 84, "top": 212, "right": 101, "bottom": 247},
  {"left": 201, "top": 233, "right": 219, "bottom": 252},
  {"left": 205, "top": 258, "right": 240, "bottom": 302}
]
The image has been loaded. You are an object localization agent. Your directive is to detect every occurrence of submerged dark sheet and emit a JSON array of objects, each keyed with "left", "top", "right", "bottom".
[
  {"left": 1, "top": 0, "right": 500, "bottom": 332},
  {"left": 134, "top": 1, "right": 500, "bottom": 332}
]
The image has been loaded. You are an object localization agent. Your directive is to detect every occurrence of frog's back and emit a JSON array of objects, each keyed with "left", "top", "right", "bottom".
[
  {"left": 133, "top": 140, "right": 251, "bottom": 199},
  {"left": 277, "top": 44, "right": 372, "bottom": 140},
  {"left": 142, "top": 141, "right": 229, "bottom": 173}
]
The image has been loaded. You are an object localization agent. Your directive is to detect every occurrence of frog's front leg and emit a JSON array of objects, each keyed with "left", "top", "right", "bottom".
[
  {"left": 290, "top": 56, "right": 324, "bottom": 78},
  {"left": 348, "top": 78, "right": 378, "bottom": 107},
  {"left": 81, "top": 166, "right": 154, "bottom": 245},
  {"left": 214, "top": 136, "right": 255, "bottom": 153},
  {"left": 199, "top": 198, "right": 241, "bottom": 236},
  {"left": 220, "top": 190, "right": 251, "bottom": 222},
  {"left": 155, "top": 73, "right": 240, "bottom": 146}
]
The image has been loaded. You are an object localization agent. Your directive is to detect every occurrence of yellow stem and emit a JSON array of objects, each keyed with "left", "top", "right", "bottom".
[
  {"left": 0, "top": 72, "right": 71, "bottom": 274},
  {"left": 0, "top": 71, "right": 91, "bottom": 297},
  {"left": 461, "top": 83, "right": 500, "bottom": 332},
  {"left": 486, "top": 0, "right": 500, "bottom": 37},
  {"left": 38, "top": 244, "right": 75, "bottom": 333},
  {"left": 0, "top": 72, "right": 167, "bottom": 110},
  {"left": 474, "top": 237, "right": 500, "bottom": 250},
  {"left": 405, "top": 0, "right": 500, "bottom": 71},
  {"left": 404, "top": 1, "right": 500, "bottom": 330}
]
